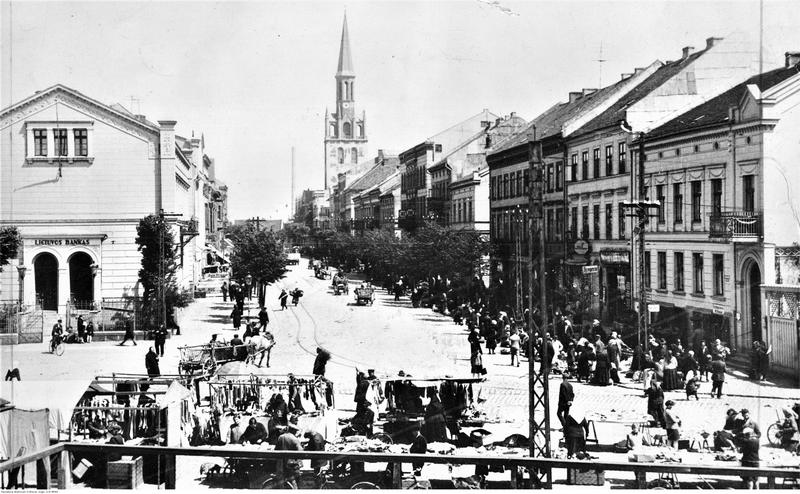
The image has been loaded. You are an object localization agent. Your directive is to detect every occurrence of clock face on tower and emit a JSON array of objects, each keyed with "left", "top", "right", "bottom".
[{"left": 342, "top": 102, "right": 350, "bottom": 109}]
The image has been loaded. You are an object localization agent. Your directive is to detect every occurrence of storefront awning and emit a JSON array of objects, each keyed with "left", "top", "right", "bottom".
[{"left": 206, "top": 244, "right": 230, "bottom": 264}]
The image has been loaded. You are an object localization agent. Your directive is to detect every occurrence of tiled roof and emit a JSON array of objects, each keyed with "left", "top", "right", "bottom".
[
  {"left": 648, "top": 64, "right": 800, "bottom": 139},
  {"left": 344, "top": 161, "right": 396, "bottom": 193},
  {"left": 571, "top": 50, "right": 708, "bottom": 136}
]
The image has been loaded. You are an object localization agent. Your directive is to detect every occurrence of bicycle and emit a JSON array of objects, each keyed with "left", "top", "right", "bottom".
[{"left": 50, "top": 335, "right": 65, "bottom": 356}]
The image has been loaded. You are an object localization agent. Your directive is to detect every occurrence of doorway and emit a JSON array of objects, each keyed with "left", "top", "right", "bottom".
[
  {"left": 69, "top": 252, "right": 94, "bottom": 308},
  {"left": 748, "top": 262, "right": 762, "bottom": 342},
  {"left": 34, "top": 253, "right": 59, "bottom": 311}
]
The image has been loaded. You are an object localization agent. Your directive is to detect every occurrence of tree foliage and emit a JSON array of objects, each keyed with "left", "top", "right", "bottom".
[
  {"left": 227, "top": 224, "right": 288, "bottom": 285},
  {"left": 0, "top": 227, "right": 20, "bottom": 269}
]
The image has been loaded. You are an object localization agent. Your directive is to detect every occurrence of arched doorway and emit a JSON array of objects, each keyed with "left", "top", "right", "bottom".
[
  {"left": 747, "top": 262, "right": 762, "bottom": 342},
  {"left": 34, "top": 253, "right": 59, "bottom": 311},
  {"left": 69, "top": 252, "right": 94, "bottom": 308}
]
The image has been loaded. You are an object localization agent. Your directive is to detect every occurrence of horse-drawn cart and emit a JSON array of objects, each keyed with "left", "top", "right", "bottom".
[
  {"left": 178, "top": 343, "right": 258, "bottom": 379},
  {"left": 354, "top": 286, "right": 375, "bottom": 306}
]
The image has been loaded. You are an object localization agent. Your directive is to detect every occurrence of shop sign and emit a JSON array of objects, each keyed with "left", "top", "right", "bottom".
[
  {"left": 34, "top": 238, "right": 91, "bottom": 246},
  {"left": 582, "top": 265, "right": 599, "bottom": 275},
  {"left": 648, "top": 303, "right": 660, "bottom": 312},
  {"left": 713, "top": 303, "right": 726, "bottom": 315},
  {"left": 573, "top": 240, "right": 590, "bottom": 256},
  {"left": 600, "top": 250, "right": 630, "bottom": 264}
]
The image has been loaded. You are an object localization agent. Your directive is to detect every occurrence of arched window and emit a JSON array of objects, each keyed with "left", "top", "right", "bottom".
[
  {"left": 357, "top": 123, "right": 364, "bottom": 138},
  {"left": 343, "top": 122, "right": 352, "bottom": 138},
  {"left": 329, "top": 123, "right": 337, "bottom": 137},
  {"left": 337, "top": 148, "right": 344, "bottom": 164},
  {"left": 351, "top": 147, "right": 358, "bottom": 164}
]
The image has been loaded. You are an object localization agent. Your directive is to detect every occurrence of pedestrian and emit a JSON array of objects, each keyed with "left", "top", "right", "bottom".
[
  {"left": 231, "top": 305, "right": 242, "bottom": 330},
  {"left": 736, "top": 409, "right": 761, "bottom": 439},
  {"left": 279, "top": 289, "right": 288, "bottom": 310},
  {"left": 258, "top": 306, "right": 270, "bottom": 330},
  {"left": 354, "top": 371, "right": 369, "bottom": 407},
  {"left": 564, "top": 406, "right": 589, "bottom": 459},
  {"left": 557, "top": 373, "right": 574, "bottom": 427},
  {"left": 228, "top": 281, "right": 236, "bottom": 304},
  {"left": 664, "top": 400, "right": 681, "bottom": 449},
  {"left": 685, "top": 376, "right": 700, "bottom": 400},
  {"left": 85, "top": 320, "right": 94, "bottom": 344},
  {"left": 253, "top": 330, "right": 275, "bottom": 367},
  {"left": 468, "top": 327, "right": 482, "bottom": 354},
  {"left": 118, "top": 321, "right": 137, "bottom": 346},
  {"left": 757, "top": 340, "right": 771, "bottom": 381},
  {"left": 304, "top": 430, "right": 328, "bottom": 475},
  {"left": 739, "top": 427, "right": 760, "bottom": 489},
  {"left": 77, "top": 315, "right": 86, "bottom": 343},
  {"left": 154, "top": 323, "right": 167, "bottom": 357},
  {"left": 710, "top": 355, "right": 726, "bottom": 399},
  {"left": 243, "top": 323, "right": 254, "bottom": 343},
  {"left": 275, "top": 423, "right": 303, "bottom": 488},
  {"left": 228, "top": 415, "right": 242, "bottom": 444},
  {"left": 313, "top": 347, "right": 331, "bottom": 376},
  {"left": 230, "top": 334, "right": 245, "bottom": 360},
  {"left": 485, "top": 326, "right": 497, "bottom": 354},
  {"left": 592, "top": 350, "right": 610, "bottom": 386},
  {"left": 221, "top": 281, "right": 228, "bottom": 302},
  {"left": 645, "top": 380, "right": 666, "bottom": 429},
  {"left": 409, "top": 425, "right": 428, "bottom": 476},
  {"left": 607, "top": 331, "right": 622, "bottom": 373},
  {"left": 145, "top": 347, "right": 160, "bottom": 377},
  {"left": 509, "top": 329, "right": 521, "bottom": 367}
]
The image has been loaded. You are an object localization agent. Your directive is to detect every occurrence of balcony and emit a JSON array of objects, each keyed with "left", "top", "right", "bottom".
[{"left": 709, "top": 211, "right": 762, "bottom": 241}]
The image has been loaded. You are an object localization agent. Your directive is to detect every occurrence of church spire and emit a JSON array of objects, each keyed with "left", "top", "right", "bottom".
[{"left": 336, "top": 12, "right": 354, "bottom": 76}]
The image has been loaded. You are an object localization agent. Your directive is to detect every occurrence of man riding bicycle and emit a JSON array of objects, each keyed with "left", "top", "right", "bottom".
[{"left": 51, "top": 319, "right": 64, "bottom": 352}]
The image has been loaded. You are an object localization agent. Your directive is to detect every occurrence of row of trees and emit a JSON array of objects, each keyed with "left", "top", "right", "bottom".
[{"left": 303, "top": 223, "right": 491, "bottom": 298}]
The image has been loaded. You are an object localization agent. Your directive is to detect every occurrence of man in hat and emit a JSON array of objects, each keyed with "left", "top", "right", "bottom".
[
  {"left": 118, "top": 320, "right": 137, "bottom": 346},
  {"left": 736, "top": 409, "right": 761, "bottom": 439},
  {"left": 275, "top": 422, "right": 302, "bottom": 488},
  {"left": 50, "top": 318, "right": 64, "bottom": 352},
  {"left": 409, "top": 425, "right": 428, "bottom": 476},
  {"left": 106, "top": 422, "right": 125, "bottom": 461},
  {"left": 557, "top": 372, "right": 574, "bottom": 428},
  {"left": 739, "top": 427, "right": 760, "bottom": 488}
]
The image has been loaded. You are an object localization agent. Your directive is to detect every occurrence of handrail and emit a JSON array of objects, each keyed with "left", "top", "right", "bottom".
[{"left": 0, "top": 444, "right": 64, "bottom": 472}]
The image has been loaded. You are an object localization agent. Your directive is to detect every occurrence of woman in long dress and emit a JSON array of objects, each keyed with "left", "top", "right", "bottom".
[
  {"left": 592, "top": 350, "right": 610, "bottom": 386},
  {"left": 662, "top": 350, "right": 680, "bottom": 390}
]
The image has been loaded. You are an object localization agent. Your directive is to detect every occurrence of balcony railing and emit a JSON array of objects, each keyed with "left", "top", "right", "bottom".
[{"left": 709, "top": 211, "right": 762, "bottom": 240}]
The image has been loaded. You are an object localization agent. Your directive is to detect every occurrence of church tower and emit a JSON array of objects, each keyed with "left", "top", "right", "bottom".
[{"left": 324, "top": 12, "right": 368, "bottom": 190}]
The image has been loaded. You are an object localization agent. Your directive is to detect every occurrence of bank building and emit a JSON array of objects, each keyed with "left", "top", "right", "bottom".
[{"left": 0, "top": 85, "right": 228, "bottom": 342}]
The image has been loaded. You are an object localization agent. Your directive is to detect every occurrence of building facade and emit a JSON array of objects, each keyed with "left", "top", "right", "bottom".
[
  {"left": 323, "top": 13, "right": 368, "bottom": 191},
  {"left": 0, "top": 85, "right": 227, "bottom": 318}
]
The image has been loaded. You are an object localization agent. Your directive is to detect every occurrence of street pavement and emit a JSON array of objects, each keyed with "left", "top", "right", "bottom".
[{"left": 5, "top": 260, "right": 799, "bottom": 488}]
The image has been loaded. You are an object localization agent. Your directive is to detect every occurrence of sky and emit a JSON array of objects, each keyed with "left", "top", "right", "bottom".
[{"left": 3, "top": 0, "right": 799, "bottom": 221}]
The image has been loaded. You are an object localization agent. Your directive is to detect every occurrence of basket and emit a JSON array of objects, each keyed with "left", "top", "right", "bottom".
[
  {"left": 107, "top": 457, "right": 143, "bottom": 489},
  {"left": 567, "top": 468, "right": 605, "bottom": 486}
]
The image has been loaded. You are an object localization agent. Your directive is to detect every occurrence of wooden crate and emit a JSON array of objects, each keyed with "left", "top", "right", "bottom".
[
  {"left": 107, "top": 457, "right": 144, "bottom": 489},
  {"left": 567, "top": 468, "right": 605, "bottom": 486}
]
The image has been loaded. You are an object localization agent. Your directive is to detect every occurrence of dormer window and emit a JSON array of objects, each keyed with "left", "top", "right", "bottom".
[{"left": 26, "top": 122, "right": 93, "bottom": 163}]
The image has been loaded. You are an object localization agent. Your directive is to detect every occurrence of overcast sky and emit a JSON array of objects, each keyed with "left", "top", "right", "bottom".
[{"left": 3, "top": 0, "right": 798, "bottom": 221}]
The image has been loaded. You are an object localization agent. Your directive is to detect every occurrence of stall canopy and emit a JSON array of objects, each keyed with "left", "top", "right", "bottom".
[
  {"left": 0, "top": 380, "right": 90, "bottom": 434},
  {"left": 156, "top": 381, "right": 193, "bottom": 410}
]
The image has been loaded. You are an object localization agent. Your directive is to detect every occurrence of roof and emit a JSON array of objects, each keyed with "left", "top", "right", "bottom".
[
  {"left": 344, "top": 161, "right": 396, "bottom": 194},
  {"left": 337, "top": 12, "right": 354, "bottom": 76},
  {"left": 571, "top": 50, "right": 709, "bottom": 136},
  {"left": 491, "top": 72, "right": 641, "bottom": 155},
  {"left": 648, "top": 64, "right": 800, "bottom": 139}
]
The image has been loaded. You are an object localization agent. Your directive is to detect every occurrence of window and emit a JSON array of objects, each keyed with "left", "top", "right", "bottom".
[
  {"left": 434, "top": 144, "right": 443, "bottom": 153},
  {"left": 658, "top": 252, "right": 667, "bottom": 290},
  {"left": 510, "top": 173, "right": 516, "bottom": 197},
  {"left": 547, "top": 210, "right": 554, "bottom": 239},
  {"left": 73, "top": 129, "right": 88, "bottom": 156},
  {"left": 343, "top": 122, "right": 352, "bottom": 138},
  {"left": 643, "top": 186, "right": 649, "bottom": 201},
  {"left": 713, "top": 254, "right": 724, "bottom": 296},
  {"left": 605, "top": 145, "right": 613, "bottom": 176},
  {"left": 357, "top": 123, "right": 364, "bottom": 138},
  {"left": 523, "top": 169, "right": 530, "bottom": 195},
  {"left": 337, "top": 147, "right": 344, "bottom": 164},
  {"left": 581, "top": 151, "right": 588, "bottom": 180},
  {"left": 673, "top": 183, "right": 683, "bottom": 224},
  {"left": 656, "top": 185, "right": 665, "bottom": 223},
  {"left": 467, "top": 200, "right": 472, "bottom": 222},
  {"left": 571, "top": 207, "right": 578, "bottom": 239},
  {"left": 571, "top": 153, "right": 578, "bottom": 182},
  {"left": 605, "top": 204, "right": 613, "bottom": 240},
  {"left": 490, "top": 177, "right": 496, "bottom": 200},
  {"left": 618, "top": 203, "right": 626, "bottom": 239},
  {"left": 711, "top": 179, "right": 722, "bottom": 215},
  {"left": 503, "top": 174, "right": 509, "bottom": 198},
  {"left": 582, "top": 206, "right": 589, "bottom": 239},
  {"left": 674, "top": 252, "right": 684, "bottom": 291},
  {"left": 546, "top": 164, "right": 554, "bottom": 193},
  {"left": 743, "top": 175, "right": 755, "bottom": 212},
  {"left": 53, "top": 128, "right": 68, "bottom": 156},
  {"left": 593, "top": 204, "right": 600, "bottom": 240},
  {"left": 516, "top": 171, "right": 523, "bottom": 197},
  {"left": 691, "top": 180, "right": 702, "bottom": 222},
  {"left": 593, "top": 148, "right": 600, "bottom": 179},
  {"left": 645, "top": 251, "right": 651, "bottom": 288},
  {"left": 693, "top": 253, "right": 704, "bottom": 294},
  {"left": 351, "top": 147, "right": 358, "bottom": 164},
  {"left": 555, "top": 161, "right": 563, "bottom": 191},
  {"left": 34, "top": 129, "right": 47, "bottom": 156},
  {"left": 675, "top": 148, "right": 681, "bottom": 156},
  {"left": 555, "top": 208, "right": 564, "bottom": 241},
  {"left": 618, "top": 142, "right": 627, "bottom": 174}
]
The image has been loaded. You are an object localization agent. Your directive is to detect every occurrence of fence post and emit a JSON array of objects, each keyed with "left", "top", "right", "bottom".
[
  {"left": 164, "top": 453, "right": 176, "bottom": 489},
  {"left": 57, "top": 450, "right": 72, "bottom": 489},
  {"left": 391, "top": 461, "right": 403, "bottom": 489}
]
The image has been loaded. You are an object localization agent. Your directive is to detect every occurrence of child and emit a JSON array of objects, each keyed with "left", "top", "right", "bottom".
[{"left": 685, "top": 377, "right": 700, "bottom": 400}]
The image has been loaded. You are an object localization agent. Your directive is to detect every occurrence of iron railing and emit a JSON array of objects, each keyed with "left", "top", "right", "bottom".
[{"left": 709, "top": 211, "right": 762, "bottom": 239}]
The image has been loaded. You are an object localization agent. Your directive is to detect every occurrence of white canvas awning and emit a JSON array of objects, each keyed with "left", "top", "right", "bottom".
[
  {"left": 0, "top": 380, "right": 90, "bottom": 434},
  {"left": 156, "top": 381, "right": 193, "bottom": 409}
]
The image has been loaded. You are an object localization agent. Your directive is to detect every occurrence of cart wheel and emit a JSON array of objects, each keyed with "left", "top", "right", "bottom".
[
  {"left": 262, "top": 476, "right": 297, "bottom": 489},
  {"left": 350, "top": 481, "right": 380, "bottom": 489},
  {"left": 204, "top": 359, "right": 216, "bottom": 376},
  {"left": 767, "top": 423, "right": 781, "bottom": 446},
  {"left": 370, "top": 432, "right": 393, "bottom": 444}
]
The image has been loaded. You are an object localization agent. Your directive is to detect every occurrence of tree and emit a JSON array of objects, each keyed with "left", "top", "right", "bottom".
[
  {"left": 135, "top": 215, "right": 190, "bottom": 326},
  {"left": 0, "top": 227, "right": 20, "bottom": 269},
  {"left": 227, "top": 224, "right": 288, "bottom": 286}
]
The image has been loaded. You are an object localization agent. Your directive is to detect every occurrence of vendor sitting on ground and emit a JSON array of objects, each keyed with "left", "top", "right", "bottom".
[
  {"left": 64, "top": 326, "right": 81, "bottom": 344},
  {"left": 239, "top": 417, "right": 268, "bottom": 445},
  {"left": 351, "top": 400, "right": 375, "bottom": 436},
  {"left": 714, "top": 408, "right": 739, "bottom": 450},
  {"left": 779, "top": 407, "right": 800, "bottom": 451}
]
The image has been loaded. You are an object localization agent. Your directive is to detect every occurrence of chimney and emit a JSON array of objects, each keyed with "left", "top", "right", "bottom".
[
  {"left": 706, "top": 37, "right": 723, "bottom": 49},
  {"left": 569, "top": 91, "right": 582, "bottom": 103},
  {"left": 621, "top": 73, "right": 633, "bottom": 80},
  {"left": 510, "top": 111, "right": 516, "bottom": 118},
  {"left": 634, "top": 67, "right": 645, "bottom": 75},
  {"left": 582, "top": 88, "right": 597, "bottom": 97},
  {"left": 786, "top": 51, "right": 800, "bottom": 68},
  {"left": 682, "top": 46, "right": 695, "bottom": 59},
  {"left": 135, "top": 114, "right": 147, "bottom": 122}
]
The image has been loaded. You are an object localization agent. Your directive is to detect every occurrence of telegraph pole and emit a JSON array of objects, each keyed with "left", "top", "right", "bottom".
[
  {"left": 291, "top": 146, "right": 296, "bottom": 220},
  {"left": 527, "top": 131, "right": 551, "bottom": 488}
]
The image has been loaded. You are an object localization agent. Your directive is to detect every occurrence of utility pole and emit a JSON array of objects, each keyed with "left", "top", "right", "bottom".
[
  {"left": 291, "top": 147, "right": 296, "bottom": 221},
  {"left": 527, "top": 131, "right": 551, "bottom": 488},
  {"left": 621, "top": 132, "right": 659, "bottom": 353}
]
